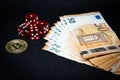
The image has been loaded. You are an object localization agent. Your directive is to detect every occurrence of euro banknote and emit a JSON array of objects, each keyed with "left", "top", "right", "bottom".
[{"left": 42, "top": 11, "right": 120, "bottom": 75}]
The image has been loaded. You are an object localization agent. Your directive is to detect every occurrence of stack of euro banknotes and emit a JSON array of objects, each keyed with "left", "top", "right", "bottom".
[{"left": 42, "top": 11, "right": 120, "bottom": 75}]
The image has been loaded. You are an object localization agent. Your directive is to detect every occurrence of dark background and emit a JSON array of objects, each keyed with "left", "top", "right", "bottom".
[{"left": 0, "top": 0, "right": 120, "bottom": 80}]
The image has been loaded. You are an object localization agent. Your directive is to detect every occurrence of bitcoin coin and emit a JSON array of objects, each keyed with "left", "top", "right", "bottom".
[{"left": 5, "top": 39, "right": 28, "bottom": 54}]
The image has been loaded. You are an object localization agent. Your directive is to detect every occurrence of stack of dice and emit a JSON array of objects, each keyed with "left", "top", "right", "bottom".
[{"left": 17, "top": 13, "right": 49, "bottom": 40}]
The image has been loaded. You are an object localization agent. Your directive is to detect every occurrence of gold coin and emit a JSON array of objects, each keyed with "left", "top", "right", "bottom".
[{"left": 5, "top": 39, "right": 28, "bottom": 54}]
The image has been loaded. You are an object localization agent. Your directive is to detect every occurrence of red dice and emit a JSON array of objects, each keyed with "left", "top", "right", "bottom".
[
  {"left": 17, "top": 13, "right": 50, "bottom": 40},
  {"left": 17, "top": 23, "right": 29, "bottom": 37},
  {"left": 25, "top": 13, "right": 39, "bottom": 23},
  {"left": 28, "top": 25, "right": 40, "bottom": 40},
  {"left": 38, "top": 20, "right": 49, "bottom": 36}
]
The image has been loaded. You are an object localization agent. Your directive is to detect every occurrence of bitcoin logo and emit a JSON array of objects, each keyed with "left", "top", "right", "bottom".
[{"left": 5, "top": 39, "right": 28, "bottom": 54}]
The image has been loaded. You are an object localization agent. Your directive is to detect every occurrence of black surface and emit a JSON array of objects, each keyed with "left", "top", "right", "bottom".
[{"left": 0, "top": 0, "right": 120, "bottom": 80}]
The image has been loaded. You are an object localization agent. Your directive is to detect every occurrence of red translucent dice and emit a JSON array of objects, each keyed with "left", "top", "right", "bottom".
[
  {"left": 17, "top": 13, "right": 50, "bottom": 40},
  {"left": 25, "top": 13, "right": 39, "bottom": 22},
  {"left": 17, "top": 23, "right": 29, "bottom": 37},
  {"left": 38, "top": 20, "right": 49, "bottom": 36},
  {"left": 28, "top": 25, "right": 40, "bottom": 40}
]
